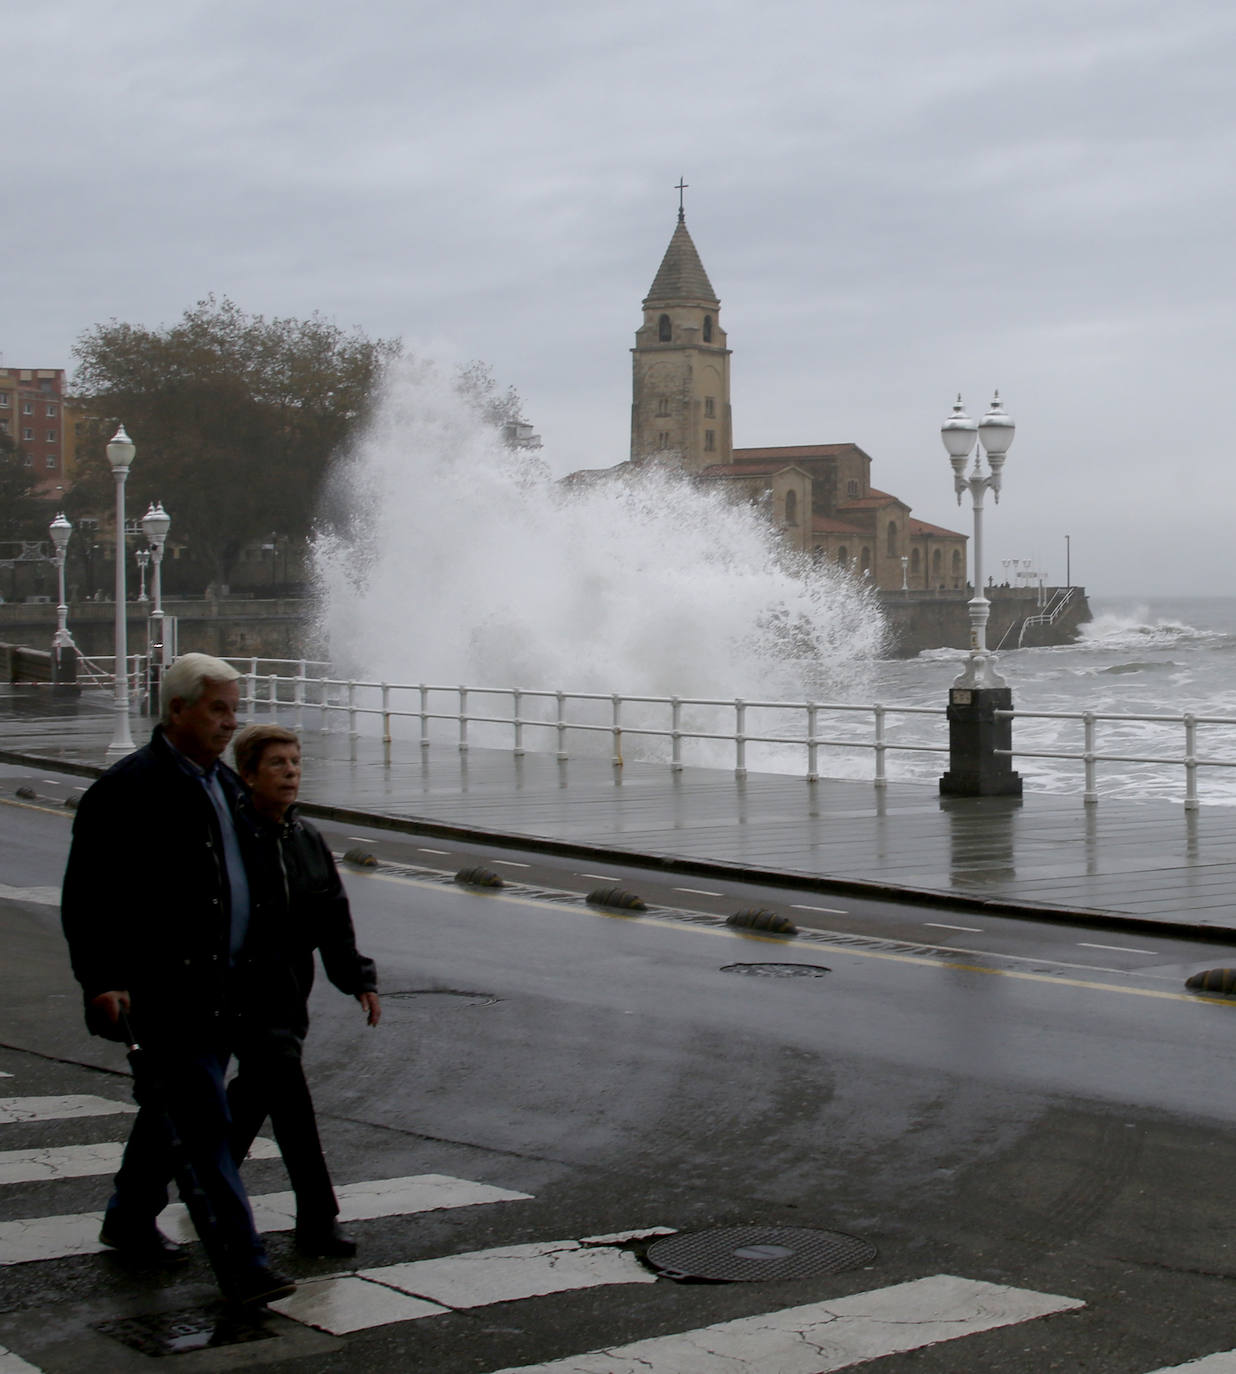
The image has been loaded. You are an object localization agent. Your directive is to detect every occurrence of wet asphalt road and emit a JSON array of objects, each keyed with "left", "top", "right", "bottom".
[{"left": 6, "top": 781, "right": 1236, "bottom": 1372}]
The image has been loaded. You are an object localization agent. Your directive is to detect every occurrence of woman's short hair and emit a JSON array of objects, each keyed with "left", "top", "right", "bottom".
[
  {"left": 233, "top": 724, "right": 300, "bottom": 778},
  {"left": 160, "top": 653, "right": 240, "bottom": 727}
]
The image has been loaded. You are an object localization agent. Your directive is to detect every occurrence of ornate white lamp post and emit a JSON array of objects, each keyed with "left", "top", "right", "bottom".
[
  {"left": 135, "top": 547, "right": 150, "bottom": 602},
  {"left": 48, "top": 512, "right": 78, "bottom": 693},
  {"left": 105, "top": 424, "right": 136, "bottom": 758},
  {"left": 141, "top": 500, "right": 171, "bottom": 716},
  {"left": 938, "top": 393, "right": 1021, "bottom": 798},
  {"left": 941, "top": 392, "right": 1014, "bottom": 689}
]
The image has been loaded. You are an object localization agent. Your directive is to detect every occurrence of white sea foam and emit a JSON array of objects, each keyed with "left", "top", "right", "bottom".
[{"left": 311, "top": 360, "right": 887, "bottom": 764}]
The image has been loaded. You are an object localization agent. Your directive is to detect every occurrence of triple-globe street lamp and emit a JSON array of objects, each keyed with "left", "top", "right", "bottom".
[
  {"left": 105, "top": 424, "right": 136, "bottom": 758},
  {"left": 940, "top": 392, "right": 1015, "bottom": 689},
  {"left": 938, "top": 392, "right": 1022, "bottom": 798}
]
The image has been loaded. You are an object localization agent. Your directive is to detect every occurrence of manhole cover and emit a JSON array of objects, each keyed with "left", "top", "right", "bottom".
[
  {"left": 383, "top": 989, "right": 498, "bottom": 1006},
  {"left": 647, "top": 1227, "right": 876, "bottom": 1282},
  {"left": 96, "top": 1307, "right": 275, "bottom": 1356},
  {"left": 720, "top": 963, "right": 831, "bottom": 979}
]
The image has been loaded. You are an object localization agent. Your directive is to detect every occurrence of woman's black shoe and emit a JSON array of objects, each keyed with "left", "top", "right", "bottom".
[{"left": 294, "top": 1219, "right": 357, "bottom": 1258}]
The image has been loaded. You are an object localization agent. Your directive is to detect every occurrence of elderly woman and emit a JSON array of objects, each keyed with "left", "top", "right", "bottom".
[{"left": 229, "top": 724, "right": 380, "bottom": 1259}]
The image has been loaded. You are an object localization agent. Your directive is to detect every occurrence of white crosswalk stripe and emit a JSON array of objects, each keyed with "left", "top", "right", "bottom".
[
  {"left": 484, "top": 1273, "right": 1085, "bottom": 1373},
  {"left": 271, "top": 1228, "right": 674, "bottom": 1334},
  {"left": 0, "top": 1096, "right": 136, "bottom": 1125},
  {"left": 0, "top": 1173, "right": 531, "bottom": 1265},
  {"left": 0, "top": 1345, "right": 44, "bottom": 1374},
  {"left": 1148, "top": 1356, "right": 1236, "bottom": 1372},
  {"left": 0, "top": 1137, "right": 280, "bottom": 1185}
]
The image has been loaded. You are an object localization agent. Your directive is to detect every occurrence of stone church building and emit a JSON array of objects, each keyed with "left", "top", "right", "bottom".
[{"left": 625, "top": 208, "right": 967, "bottom": 592}]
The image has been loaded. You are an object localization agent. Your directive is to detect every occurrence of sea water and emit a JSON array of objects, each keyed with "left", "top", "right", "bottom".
[{"left": 872, "top": 597, "right": 1236, "bottom": 802}]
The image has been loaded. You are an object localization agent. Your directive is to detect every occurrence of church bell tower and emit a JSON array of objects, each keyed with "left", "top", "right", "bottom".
[{"left": 630, "top": 191, "right": 732, "bottom": 473}]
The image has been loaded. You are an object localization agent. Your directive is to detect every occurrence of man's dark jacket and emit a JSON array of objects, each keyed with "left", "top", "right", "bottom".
[
  {"left": 61, "top": 726, "right": 250, "bottom": 1046},
  {"left": 236, "top": 806, "right": 377, "bottom": 1040}
]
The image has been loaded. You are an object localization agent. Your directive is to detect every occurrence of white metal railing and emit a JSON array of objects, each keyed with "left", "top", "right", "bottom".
[
  {"left": 223, "top": 663, "right": 1236, "bottom": 811},
  {"left": 1017, "top": 587, "right": 1076, "bottom": 648}
]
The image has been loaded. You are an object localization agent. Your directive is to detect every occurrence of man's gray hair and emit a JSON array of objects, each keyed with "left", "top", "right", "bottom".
[{"left": 160, "top": 653, "right": 241, "bottom": 726}]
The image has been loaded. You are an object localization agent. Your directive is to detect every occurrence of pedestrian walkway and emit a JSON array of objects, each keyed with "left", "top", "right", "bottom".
[{"left": 4, "top": 688, "right": 1236, "bottom": 937}]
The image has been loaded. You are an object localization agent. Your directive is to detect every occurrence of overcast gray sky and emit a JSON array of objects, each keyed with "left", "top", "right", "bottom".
[{"left": 7, "top": 0, "right": 1235, "bottom": 597}]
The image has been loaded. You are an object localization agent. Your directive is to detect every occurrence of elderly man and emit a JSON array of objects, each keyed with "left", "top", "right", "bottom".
[{"left": 61, "top": 652, "right": 294, "bottom": 1306}]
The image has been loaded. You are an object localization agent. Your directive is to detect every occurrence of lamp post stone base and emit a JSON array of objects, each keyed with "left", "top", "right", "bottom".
[
  {"left": 51, "top": 644, "right": 80, "bottom": 697},
  {"left": 939, "top": 685, "right": 1022, "bottom": 798}
]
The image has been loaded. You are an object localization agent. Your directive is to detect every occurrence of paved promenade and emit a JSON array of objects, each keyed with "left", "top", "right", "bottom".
[{"left": 4, "top": 687, "right": 1236, "bottom": 940}]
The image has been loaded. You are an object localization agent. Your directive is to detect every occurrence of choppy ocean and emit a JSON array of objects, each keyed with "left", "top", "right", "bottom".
[{"left": 867, "top": 596, "right": 1236, "bottom": 803}]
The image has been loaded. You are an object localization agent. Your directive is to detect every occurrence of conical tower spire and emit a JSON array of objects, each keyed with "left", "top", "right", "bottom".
[{"left": 643, "top": 216, "right": 718, "bottom": 306}]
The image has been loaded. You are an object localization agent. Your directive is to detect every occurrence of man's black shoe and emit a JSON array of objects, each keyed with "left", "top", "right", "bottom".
[
  {"left": 98, "top": 1219, "right": 190, "bottom": 1265},
  {"left": 223, "top": 1264, "right": 297, "bottom": 1307},
  {"left": 294, "top": 1219, "right": 358, "bottom": 1258}
]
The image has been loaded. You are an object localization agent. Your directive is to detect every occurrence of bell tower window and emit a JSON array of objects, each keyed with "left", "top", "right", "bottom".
[
  {"left": 703, "top": 314, "right": 713, "bottom": 342},
  {"left": 658, "top": 314, "right": 671, "bottom": 342}
]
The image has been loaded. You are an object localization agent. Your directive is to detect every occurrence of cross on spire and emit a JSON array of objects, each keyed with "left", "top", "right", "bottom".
[{"left": 675, "top": 176, "right": 688, "bottom": 222}]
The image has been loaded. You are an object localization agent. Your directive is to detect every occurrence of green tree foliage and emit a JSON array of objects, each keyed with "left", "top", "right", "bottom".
[{"left": 69, "top": 296, "right": 400, "bottom": 584}]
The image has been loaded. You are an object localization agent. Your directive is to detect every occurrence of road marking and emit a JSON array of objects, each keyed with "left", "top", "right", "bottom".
[
  {"left": 0, "top": 1173, "right": 532, "bottom": 1266},
  {"left": 0, "top": 886, "right": 60, "bottom": 907},
  {"left": 0, "top": 1138, "right": 279, "bottom": 1186},
  {"left": 417, "top": 847, "right": 450, "bottom": 855},
  {"left": 492, "top": 860, "right": 531, "bottom": 868},
  {"left": 791, "top": 903, "right": 848, "bottom": 915},
  {"left": 672, "top": 887, "right": 725, "bottom": 897},
  {"left": 486, "top": 1273, "right": 1084, "bottom": 1373},
  {"left": 925, "top": 922, "right": 983, "bottom": 933},
  {"left": 1148, "top": 1353, "right": 1236, "bottom": 1371},
  {"left": 273, "top": 1233, "right": 666, "bottom": 1335},
  {"left": 1078, "top": 942, "right": 1155, "bottom": 955},
  {"left": 0, "top": 1096, "right": 136, "bottom": 1125},
  {"left": 579, "top": 873, "right": 620, "bottom": 882},
  {"left": 349, "top": 868, "right": 1236, "bottom": 1009},
  {"left": 0, "top": 1345, "right": 45, "bottom": 1373}
]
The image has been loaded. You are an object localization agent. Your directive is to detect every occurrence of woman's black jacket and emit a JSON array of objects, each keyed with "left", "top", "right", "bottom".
[{"left": 236, "top": 804, "right": 378, "bottom": 1040}]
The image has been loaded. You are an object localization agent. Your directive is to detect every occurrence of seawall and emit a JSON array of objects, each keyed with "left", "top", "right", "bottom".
[{"left": 878, "top": 586, "right": 1091, "bottom": 658}]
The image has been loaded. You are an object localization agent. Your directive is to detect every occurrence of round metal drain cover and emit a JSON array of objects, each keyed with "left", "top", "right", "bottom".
[
  {"left": 383, "top": 989, "right": 497, "bottom": 1007},
  {"left": 720, "top": 963, "right": 831, "bottom": 979},
  {"left": 646, "top": 1226, "right": 876, "bottom": 1282}
]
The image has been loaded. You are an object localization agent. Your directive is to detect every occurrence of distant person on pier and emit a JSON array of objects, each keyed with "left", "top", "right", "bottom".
[{"left": 228, "top": 723, "right": 380, "bottom": 1259}]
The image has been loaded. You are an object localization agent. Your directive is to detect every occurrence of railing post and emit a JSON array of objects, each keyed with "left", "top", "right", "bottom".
[
  {"left": 806, "top": 703, "right": 819, "bottom": 782},
  {"left": 671, "top": 697, "right": 683, "bottom": 772},
  {"left": 1184, "top": 713, "right": 1199, "bottom": 812},
  {"left": 419, "top": 684, "right": 430, "bottom": 749},
  {"left": 347, "top": 681, "right": 358, "bottom": 753},
  {"left": 556, "top": 690, "right": 568, "bottom": 761},
  {"left": 381, "top": 682, "right": 391, "bottom": 765},
  {"left": 295, "top": 659, "right": 305, "bottom": 730},
  {"left": 268, "top": 673, "right": 278, "bottom": 716},
  {"left": 458, "top": 686, "right": 469, "bottom": 753},
  {"left": 246, "top": 658, "right": 257, "bottom": 711},
  {"left": 611, "top": 693, "right": 623, "bottom": 767},
  {"left": 735, "top": 698, "right": 747, "bottom": 779},
  {"left": 513, "top": 688, "right": 525, "bottom": 757},
  {"left": 1083, "top": 711, "right": 1098, "bottom": 804},
  {"left": 873, "top": 703, "right": 887, "bottom": 789}
]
